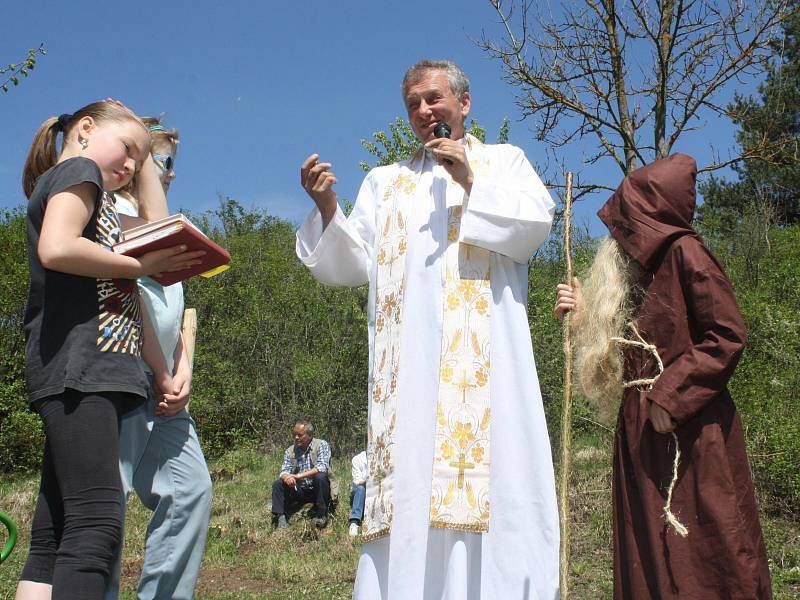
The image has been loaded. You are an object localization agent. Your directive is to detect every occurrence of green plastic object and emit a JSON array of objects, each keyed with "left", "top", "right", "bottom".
[{"left": 0, "top": 511, "right": 17, "bottom": 564}]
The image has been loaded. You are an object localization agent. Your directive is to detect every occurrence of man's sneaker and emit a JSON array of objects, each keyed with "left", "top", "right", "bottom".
[
  {"left": 276, "top": 514, "right": 288, "bottom": 529},
  {"left": 348, "top": 522, "right": 360, "bottom": 537}
]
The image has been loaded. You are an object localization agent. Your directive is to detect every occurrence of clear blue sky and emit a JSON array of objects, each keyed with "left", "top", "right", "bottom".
[{"left": 1, "top": 2, "right": 751, "bottom": 235}]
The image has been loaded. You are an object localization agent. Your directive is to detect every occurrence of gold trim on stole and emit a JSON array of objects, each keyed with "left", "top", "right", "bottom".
[
  {"left": 428, "top": 181, "right": 492, "bottom": 532},
  {"left": 362, "top": 154, "right": 422, "bottom": 540},
  {"left": 363, "top": 137, "right": 494, "bottom": 539}
]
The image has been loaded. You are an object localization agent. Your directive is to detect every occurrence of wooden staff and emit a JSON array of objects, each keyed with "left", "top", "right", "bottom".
[
  {"left": 558, "top": 171, "right": 575, "bottom": 598},
  {"left": 182, "top": 308, "right": 197, "bottom": 409},
  {"left": 182, "top": 308, "right": 197, "bottom": 368}
]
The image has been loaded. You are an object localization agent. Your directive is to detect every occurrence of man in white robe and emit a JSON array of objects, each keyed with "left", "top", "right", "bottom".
[{"left": 297, "top": 59, "right": 559, "bottom": 600}]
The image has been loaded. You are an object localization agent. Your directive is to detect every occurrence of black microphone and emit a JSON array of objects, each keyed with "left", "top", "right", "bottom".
[{"left": 433, "top": 121, "right": 453, "bottom": 165}]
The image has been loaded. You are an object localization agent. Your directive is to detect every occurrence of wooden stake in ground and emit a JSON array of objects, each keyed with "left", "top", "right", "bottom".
[{"left": 558, "top": 172, "right": 575, "bottom": 598}]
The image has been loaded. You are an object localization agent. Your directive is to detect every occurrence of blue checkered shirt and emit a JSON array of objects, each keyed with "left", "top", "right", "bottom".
[{"left": 279, "top": 439, "right": 331, "bottom": 489}]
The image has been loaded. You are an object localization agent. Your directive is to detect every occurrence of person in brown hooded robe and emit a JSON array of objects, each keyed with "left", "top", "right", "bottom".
[{"left": 556, "top": 153, "right": 772, "bottom": 599}]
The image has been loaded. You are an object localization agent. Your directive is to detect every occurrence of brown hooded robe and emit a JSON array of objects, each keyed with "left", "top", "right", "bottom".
[{"left": 597, "top": 153, "right": 772, "bottom": 599}]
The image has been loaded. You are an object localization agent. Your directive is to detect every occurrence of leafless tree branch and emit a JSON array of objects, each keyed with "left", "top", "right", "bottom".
[{"left": 477, "top": 0, "right": 792, "bottom": 186}]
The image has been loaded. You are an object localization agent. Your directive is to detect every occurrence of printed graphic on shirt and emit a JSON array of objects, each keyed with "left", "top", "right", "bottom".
[{"left": 95, "top": 192, "right": 142, "bottom": 355}]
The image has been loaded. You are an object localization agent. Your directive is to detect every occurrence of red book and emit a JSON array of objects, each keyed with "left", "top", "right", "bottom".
[{"left": 113, "top": 214, "right": 231, "bottom": 286}]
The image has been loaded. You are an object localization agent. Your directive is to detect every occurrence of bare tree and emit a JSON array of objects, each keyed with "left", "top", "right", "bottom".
[{"left": 478, "top": 0, "right": 793, "bottom": 191}]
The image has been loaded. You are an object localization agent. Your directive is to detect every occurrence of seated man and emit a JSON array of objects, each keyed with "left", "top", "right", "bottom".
[
  {"left": 349, "top": 450, "right": 367, "bottom": 537},
  {"left": 271, "top": 420, "right": 331, "bottom": 529}
]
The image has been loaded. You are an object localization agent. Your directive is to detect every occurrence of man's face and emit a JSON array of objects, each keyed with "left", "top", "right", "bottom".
[
  {"left": 293, "top": 425, "right": 312, "bottom": 449},
  {"left": 405, "top": 69, "right": 471, "bottom": 143}
]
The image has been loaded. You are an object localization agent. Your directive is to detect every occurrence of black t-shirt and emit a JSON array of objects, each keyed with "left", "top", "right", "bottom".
[{"left": 24, "top": 157, "right": 148, "bottom": 403}]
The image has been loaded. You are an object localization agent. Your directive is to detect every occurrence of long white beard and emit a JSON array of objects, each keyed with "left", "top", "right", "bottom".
[{"left": 572, "top": 237, "right": 638, "bottom": 420}]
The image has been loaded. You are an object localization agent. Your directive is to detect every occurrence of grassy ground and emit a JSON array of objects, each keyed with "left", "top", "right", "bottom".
[{"left": 1, "top": 436, "right": 798, "bottom": 598}]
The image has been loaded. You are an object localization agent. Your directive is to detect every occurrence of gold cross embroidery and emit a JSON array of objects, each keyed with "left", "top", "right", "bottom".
[
  {"left": 380, "top": 241, "right": 399, "bottom": 275},
  {"left": 450, "top": 452, "right": 475, "bottom": 489},
  {"left": 454, "top": 369, "right": 473, "bottom": 404}
]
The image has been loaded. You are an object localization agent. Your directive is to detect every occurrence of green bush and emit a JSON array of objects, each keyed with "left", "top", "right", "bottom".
[
  {"left": 0, "top": 208, "right": 41, "bottom": 473},
  {"left": 719, "top": 225, "right": 800, "bottom": 512},
  {"left": 184, "top": 201, "right": 369, "bottom": 460},
  {"left": 0, "top": 198, "right": 796, "bottom": 516},
  {"left": 0, "top": 409, "right": 44, "bottom": 472}
]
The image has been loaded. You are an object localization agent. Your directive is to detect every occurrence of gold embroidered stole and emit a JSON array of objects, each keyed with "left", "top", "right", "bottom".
[
  {"left": 362, "top": 155, "right": 420, "bottom": 541},
  {"left": 429, "top": 141, "right": 492, "bottom": 532},
  {"left": 363, "top": 137, "right": 493, "bottom": 540}
]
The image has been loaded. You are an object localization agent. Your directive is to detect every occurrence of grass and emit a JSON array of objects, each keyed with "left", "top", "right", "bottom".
[
  {"left": 1, "top": 436, "right": 798, "bottom": 598},
  {"left": 566, "top": 434, "right": 614, "bottom": 598}
]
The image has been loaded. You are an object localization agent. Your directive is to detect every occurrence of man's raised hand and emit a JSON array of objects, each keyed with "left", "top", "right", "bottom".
[{"left": 301, "top": 154, "right": 338, "bottom": 228}]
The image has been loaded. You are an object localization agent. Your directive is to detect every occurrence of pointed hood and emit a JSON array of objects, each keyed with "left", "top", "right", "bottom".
[{"left": 598, "top": 153, "right": 698, "bottom": 270}]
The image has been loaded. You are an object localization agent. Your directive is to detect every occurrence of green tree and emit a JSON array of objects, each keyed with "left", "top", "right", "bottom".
[
  {"left": 700, "top": 1, "right": 800, "bottom": 227},
  {"left": 687, "top": 4, "right": 800, "bottom": 514},
  {"left": 718, "top": 224, "right": 800, "bottom": 512},
  {"left": 360, "top": 117, "right": 510, "bottom": 171},
  {"left": 183, "top": 200, "right": 369, "bottom": 458},
  {"left": 0, "top": 208, "right": 44, "bottom": 472},
  {"left": 1, "top": 45, "right": 46, "bottom": 93}
]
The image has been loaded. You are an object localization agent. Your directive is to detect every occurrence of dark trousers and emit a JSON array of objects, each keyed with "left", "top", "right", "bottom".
[
  {"left": 271, "top": 472, "right": 331, "bottom": 515},
  {"left": 21, "top": 389, "right": 139, "bottom": 599}
]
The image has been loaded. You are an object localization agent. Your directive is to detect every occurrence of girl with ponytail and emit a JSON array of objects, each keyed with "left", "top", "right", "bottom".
[{"left": 16, "top": 102, "right": 204, "bottom": 600}]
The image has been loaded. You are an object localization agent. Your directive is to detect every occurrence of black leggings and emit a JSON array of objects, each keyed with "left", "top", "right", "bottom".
[{"left": 21, "top": 389, "right": 139, "bottom": 599}]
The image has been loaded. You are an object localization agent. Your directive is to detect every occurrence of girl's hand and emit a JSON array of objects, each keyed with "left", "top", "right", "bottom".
[
  {"left": 156, "top": 364, "right": 191, "bottom": 417},
  {"left": 156, "top": 383, "right": 190, "bottom": 417},
  {"left": 153, "top": 371, "right": 174, "bottom": 401},
  {"left": 136, "top": 245, "right": 206, "bottom": 278},
  {"left": 103, "top": 97, "right": 131, "bottom": 112},
  {"left": 555, "top": 277, "right": 582, "bottom": 319}
]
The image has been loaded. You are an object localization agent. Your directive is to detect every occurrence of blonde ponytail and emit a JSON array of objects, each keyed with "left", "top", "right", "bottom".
[
  {"left": 22, "top": 116, "right": 60, "bottom": 199},
  {"left": 22, "top": 102, "right": 147, "bottom": 199}
]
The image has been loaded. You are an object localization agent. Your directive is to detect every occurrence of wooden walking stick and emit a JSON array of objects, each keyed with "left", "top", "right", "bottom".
[
  {"left": 181, "top": 308, "right": 197, "bottom": 408},
  {"left": 558, "top": 172, "right": 575, "bottom": 598},
  {"left": 182, "top": 308, "right": 197, "bottom": 368}
]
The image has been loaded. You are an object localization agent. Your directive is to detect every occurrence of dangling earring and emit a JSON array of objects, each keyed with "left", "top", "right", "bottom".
[{"left": 79, "top": 138, "right": 89, "bottom": 149}]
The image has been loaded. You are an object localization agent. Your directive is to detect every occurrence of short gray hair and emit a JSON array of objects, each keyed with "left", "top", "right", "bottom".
[
  {"left": 294, "top": 420, "right": 314, "bottom": 435},
  {"left": 401, "top": 59, "right": 470, "bottom": 101}
]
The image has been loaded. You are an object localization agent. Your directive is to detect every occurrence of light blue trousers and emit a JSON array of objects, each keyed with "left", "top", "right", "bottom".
[
  {"left": 350, "top": 483, "right": 366, "bottom": 522},
  {"left": 105, "top": 387, "right": 213, "bottom": 600}
]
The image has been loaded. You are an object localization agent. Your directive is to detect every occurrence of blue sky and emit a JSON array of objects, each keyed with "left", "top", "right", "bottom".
[{"left": 2, "top": 2, "right": 752, "bottom": 235}]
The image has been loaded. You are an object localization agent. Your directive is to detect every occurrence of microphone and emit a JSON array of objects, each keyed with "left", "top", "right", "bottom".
[{"left": 433, "top": 121, "right": 453, "bottom": 165}]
